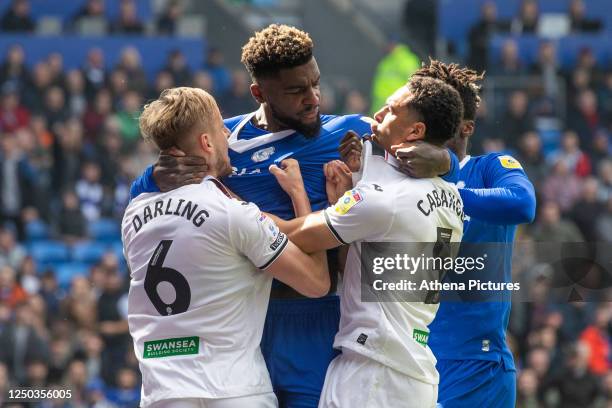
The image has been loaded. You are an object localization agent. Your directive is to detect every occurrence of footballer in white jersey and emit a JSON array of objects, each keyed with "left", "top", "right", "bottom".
[
  {"left": 122, "top": 87, "right": 329, "bottom": 407},
  {"left": 268, "top": 77, "right": 465, "bottom": 408}
]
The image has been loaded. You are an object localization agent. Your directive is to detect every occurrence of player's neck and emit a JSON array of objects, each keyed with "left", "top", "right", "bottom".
[{"left": 253, "top": 105, "right": 286, "bottom": 133}]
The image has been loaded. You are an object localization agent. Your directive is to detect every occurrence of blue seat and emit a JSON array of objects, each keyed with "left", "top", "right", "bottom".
[
  {"left": 29, "top": 241, "right": 70, "bottom": 264},
  {"left": 88, "top": 218, "right": 121, "bottom": 242},
  {"left": 72, "top": 241, "right": 108, "bottom": 264},
  {"left": 54, "top": 262, "right": 91, "bottom": 289},
  {"left": 25, "top": 220, "right": 50, "bottom": 242}
]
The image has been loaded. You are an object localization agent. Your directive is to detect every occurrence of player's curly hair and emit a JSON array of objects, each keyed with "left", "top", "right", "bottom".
[
  {"left": 241, "top": 24, "right": 314, "bottom": 79},
  {"left": 413, "top": 59, "right": 484, "bottom": 121},
  {"left": 405, "top": 76, "right": 464, "bottom": 146}
]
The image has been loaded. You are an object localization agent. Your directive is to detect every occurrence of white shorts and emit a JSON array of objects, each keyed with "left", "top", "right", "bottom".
[
  {"left": 146, "top": 392, "right": 278, "bottom": 408},
  {"left": 319, "top": 351, "right": 437, "bottom": 408}
]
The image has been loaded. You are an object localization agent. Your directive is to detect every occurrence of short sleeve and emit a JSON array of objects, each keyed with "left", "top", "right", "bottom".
[
  {"left": 228, "top": 200, "right": 288, "bottom": 269},
  {"left": 323, "top": 183, "right": 394, "bottom": 244}
]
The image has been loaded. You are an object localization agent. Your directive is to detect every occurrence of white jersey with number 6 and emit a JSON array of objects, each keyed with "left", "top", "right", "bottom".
[{"left": 122, "top": 176, "right": 287, "bottom": 407}]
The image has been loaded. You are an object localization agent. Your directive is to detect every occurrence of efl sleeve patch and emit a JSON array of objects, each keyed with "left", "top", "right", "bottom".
[
  {"left": 333, "top": 189, "right": 364, "bottom": 215},
  {"left": 498, "top": 155, "right": 523, "bottom": 169}
]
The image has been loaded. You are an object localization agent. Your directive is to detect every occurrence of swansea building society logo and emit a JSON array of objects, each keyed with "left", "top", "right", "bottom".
[{"left": 143, "top": 336, "right": 199, "bottom": 359}]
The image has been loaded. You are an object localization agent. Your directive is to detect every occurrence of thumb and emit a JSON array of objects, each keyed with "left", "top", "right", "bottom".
[{"left": 268, "top": 164, "right": 284, "bottom": 177}]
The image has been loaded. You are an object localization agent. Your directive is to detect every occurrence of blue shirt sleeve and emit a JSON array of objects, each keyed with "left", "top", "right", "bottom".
[
  {"left": 129, "top": 165, "right": 159, "bottom": 200},
  {"left": 459, "top": 155, "right": 536, "bottom": 225}
]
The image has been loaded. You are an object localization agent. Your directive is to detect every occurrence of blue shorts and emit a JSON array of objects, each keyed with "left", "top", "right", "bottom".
[
  {"left": 261, "top": 296, "right": 340, "bottom": 408},
  {"left": 436, "top": 359, "right": 516, "bottom": 408}
]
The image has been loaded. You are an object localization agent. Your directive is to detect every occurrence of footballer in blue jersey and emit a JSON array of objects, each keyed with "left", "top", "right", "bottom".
[
  {"left": 130, "top": 26, "right": 460, "bottom": 408},
  {"left": 412, "top": 61, "right": 536, "bottom": 408}
]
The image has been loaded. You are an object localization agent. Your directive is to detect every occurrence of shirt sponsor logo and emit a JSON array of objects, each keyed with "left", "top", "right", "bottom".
[
  {"left": 143, "top": 336, "right": 199, "bottom": 359},
  {"left": 413, "top": 329, "right": 429, "bottom": 347},
  {"left": 356, "top": 333, "right": 368, "bottom": 345},
  {"left": 498, "top": 155, "right": 522, "bottom": 169},
  {"left": 334, "top": 189, "right": 364, "bottom": 215},
  {"left": 251, "top": 147, "right": 275, "bottom": 163}
]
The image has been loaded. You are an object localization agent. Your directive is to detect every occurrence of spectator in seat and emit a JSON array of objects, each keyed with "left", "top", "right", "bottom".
[
  {"left": 218, "top": 69, "right": 258, "bottom": 117},
  {"left": 43, "top": 86, "right": 69, "bottom": 128},
  {"left": 157, "top": 0, "right": 183, "bottom": 35},
  {"left": 0, "top": 135, "right": 38, "bottom": 239},
  {"left": 57, "top": 190, "right": 87, "bottom": 243},
  {"left": 490, "top": 39, "right": 526, "bottom": 77},
  {"left": 512, "top": 0, "right": 539, "bottom": 34},
  {"left": 516, "top": 131, "right": 547, "bottom": 189},
  {"left": 52, "top": 118, "right": 85, "bottom": 191},
  {"left": 75, "top": 162, "right": 104, "bottom": 222},
  {"left": 516, "top": 368, "right": 541, "bottom": 408},
  {"left": 105, "top": 366, "right": 140, "bottom": 407},
  {"left": 0, "top": 228, "right": 25, "bottom": 270},
  {"left": 82, "top": 48, "right": 107, "bottom": 101},
  {"left": 0, "top": 0, "right": 34, "bottom": 32},
  {"left": 164, "top": 50, "right": 192, "bottom": 86},
  {"left": 65, "top": 69, "right": 87, "bottom": 118},
  {"left": 46, "top": 53, "right": 65, "bottom": 89},
  {"left": 547, "top": 130, "right": 592, "bottom": 177},
  {"left": 568, "top": 89, "right": 601, "bottom": 148},
  {"left": 579, "top": 305, "right": 610, "bottom": 376},
  {"left": 499, "top": 90, "right": 534, "bottom": 151},
  {"left": 97, "top": 269, "right": 129, "bottom": 387},
  {"left": 596, "top": 197, "right": 612, "bottom": 242},
  {"left": 0, "top": 45, "right": 29, "bottom": 92},
  {"left": 530, "top": 42, "right": 561, "bottom": 99},
  {"left": 149, "top": 70, "right": 175, "bottom": 101},
  {"left": 114, "top": 90, "right": 142, "bottom": 147},
  {"left": 0, "top": 301, "right": 48, "bottom": 385},
  {"left": 543, "top": 342, "right": 601, "bottom": 408},
  {"left": 115, "top": 47, "right": 147, "bottom": 94},
  {"left": 568, "top": 177, "right": 605, "bottom": 241},
  {"left": 192, "top": 70, "right": 214, "bottom": 94},
  {"left": 111, "top": 0, "right": 143, "bottom": 34},
  {"left": 542, "top": 159, "right": 582, "bottom": 213},
  {"left": 205, "top": 48, "right": 232, "bottom": 96},
  {"left": 569, "top": 0, "right": 602, "bottom": 33},
  {"left": 342, "top": 89, "right": 369, "bottom": 116},
  {"left": 597, "top": 158, "right": 612, "bottom": 200},
  {"left": 0, "top": 266, "right": 27, "bottom": 309},
  {"left": 83, "top": 88, "right": 113, "bottom": 140},
  {"left": 467, "top": 1, "right": 510, "bottom": 72},
  {"left": 0, "top": 83, "right": 29, "bottom": 133},
  {"left": 597, "top": 72, "right": 612, "bottom": 130},
  {"left": 23, "top": 62, "right": 52, "bottom": 113},
  {"left": 72, "top": 0, "right": 106, "bottom": 30},
  {"left": 532, "top": 201, "right": 584, "bottom": 242}
]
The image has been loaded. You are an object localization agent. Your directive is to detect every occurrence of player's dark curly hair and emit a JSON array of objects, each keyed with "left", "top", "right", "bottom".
[
  {"left": 241, "top": 24, "right": 313, "bottom": 79},
  {"left": 413, "top": 59, "right": 484, "bottom": 121},
  {"left": 405, "top": 76, "right": 464, "bottom": 146}
]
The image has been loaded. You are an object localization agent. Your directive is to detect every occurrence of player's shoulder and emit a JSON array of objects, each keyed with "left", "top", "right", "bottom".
[
  {"left": 473, "top": 152, "right": 524, "bottom": 171},
  {"left": 320, "top": 114, "right": 371, "bottom": 133},
  {"left": 224, "top": 113, "right": 251, "bottom": 131}
]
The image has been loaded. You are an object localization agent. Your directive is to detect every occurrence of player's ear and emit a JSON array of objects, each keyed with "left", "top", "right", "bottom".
[
  {"left": 198, "top": 133, "right": 214, "bottom": 153},
  {"left": 461, "top": 120, "right": 475, "bottom": 138},
  {"left": 405, "top": 121, "right": 426, "bottom": 142},
  {"left": 250, "top": 83, "right": 264, "bottom": 104}
]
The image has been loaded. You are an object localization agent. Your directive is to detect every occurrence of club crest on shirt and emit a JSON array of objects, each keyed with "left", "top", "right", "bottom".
[
  {"left": 251, "top": 147, "right": 275, "bottom": 163},
  {"left": 334, "top": 189, "right": 364, "bottom": 215},
  {"left": 498, "top": 155, "right": 522, "bottom": 169}
]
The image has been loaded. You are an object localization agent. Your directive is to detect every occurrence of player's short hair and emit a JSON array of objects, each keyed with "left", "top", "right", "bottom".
[
  {"left": 139, "top": 87, "right": 218, "bottom": 150},
  {"left": 413, "top": 59, "right": 484, "bottom": 121},
  {"left": 241, "top": 24, "right": 314, "bottom": 79},
  {"left": 404, "top": 76, "right": 464, "bottom": 146}
]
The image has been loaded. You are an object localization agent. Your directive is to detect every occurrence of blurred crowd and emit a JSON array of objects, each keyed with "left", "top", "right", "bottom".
[{"left": 460, "top": 1, "right": 612, "bottom": 407}]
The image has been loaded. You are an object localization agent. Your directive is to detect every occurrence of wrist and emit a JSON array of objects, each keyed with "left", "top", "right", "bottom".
[
  {"left": 438, "top": 149, "right": 451, "bottom": 176},
  {"left": 288, "top": 186, "right": 307, "bottom": 199}
]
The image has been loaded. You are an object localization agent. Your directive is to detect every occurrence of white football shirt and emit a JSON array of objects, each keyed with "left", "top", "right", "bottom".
[
  {"left": 324, "top": 141, "right": 464, "bottom": 385},
  {"left": 122, "top": 176, "right": 287, "bottom": 406}
]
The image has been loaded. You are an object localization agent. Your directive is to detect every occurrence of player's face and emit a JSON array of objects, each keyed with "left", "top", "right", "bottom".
[
  {"left": 258, "top": 58, "right": 321, "bottom": 137},
  {"left": 210, "top": 108, "right": 232, "bottom": 178},
  {"left": 371, "top": 86, "right": 423, "bottom": 151}
]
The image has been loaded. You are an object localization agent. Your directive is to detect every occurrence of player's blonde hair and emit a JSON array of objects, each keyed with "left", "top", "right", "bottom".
[{"left": 139, "top": 87, "right": 218, "bottom": 150}]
